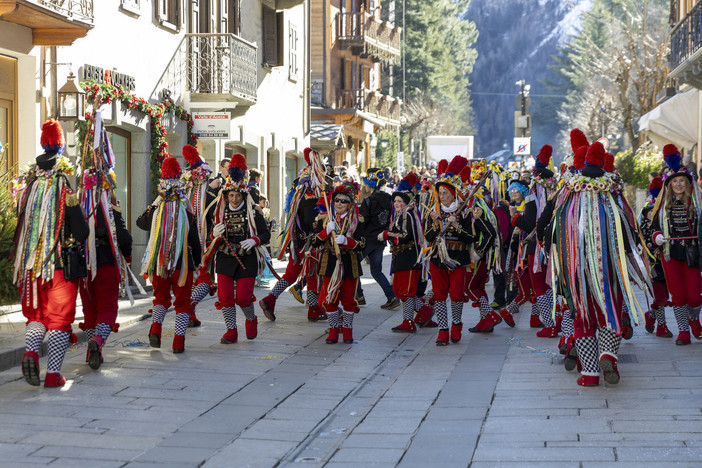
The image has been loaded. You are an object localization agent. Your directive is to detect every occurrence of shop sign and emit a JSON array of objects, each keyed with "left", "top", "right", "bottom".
[
  {"left": 192, "top": 112, "right": 230, "bottom": 139},
  {"left": 80, "top": 64, "right": 136, "bottom": 91}
]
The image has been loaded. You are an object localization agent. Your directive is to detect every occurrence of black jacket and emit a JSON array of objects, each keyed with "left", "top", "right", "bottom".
[
  {"left": 312, "top": 214, "right": 366, "bottom": 279},
  {"left": 214, "top": 203, "right": 270, "bottom": 279},
  {"left": 513, "top": 196, "right": 538, "bottom": 255},
  {"left": 425, "top": 211, "right": 474, "bottom": 268},
  {"left": 388, "top": 208, "right": 421, "bottom": 274},
  {"left": 360, "top": 190, "right": 392, "bottom": 245},
  {"left": 93, "top": 204, "right": 132, "bottom": 267},
  {"left": 292, "top": 192, "right": 320, "bottom": 251}
]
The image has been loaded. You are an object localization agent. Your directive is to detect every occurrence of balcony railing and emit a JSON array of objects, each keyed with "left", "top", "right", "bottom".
[
  {"left": 670, "top": 2, "right": 702, "bottom": 71},
  {"left": 337, "top": 88, "right": 401, "bottom": 124},
  {"left": 336, "top": 12, "right": 401, "bottom": 63},
  {"left": 38, "top": 0, "right": 93, "bottom": 22}
]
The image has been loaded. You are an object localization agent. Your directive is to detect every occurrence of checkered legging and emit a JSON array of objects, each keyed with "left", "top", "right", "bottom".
[
  {"left": 271, "top": 279, "right": 290, "bottom": 298},
  {"left": 673, "top": 306, "right": 690, "bottom": 332},
  {"left": 435, "top": 300, "right": 448, "bottom": 329},
  {"left": 451, "top": 301, "right": 463, "bottom": 325},
  {"left": 46, "top": 330, "right": 70, "bottom": 373},
  {"left": 191, "top": 282, "right": 210, "bottom": 307},
  {"left": 222, "top": 306, "right": 237, "bottom": 330},
  {"left": 25, "top": 321, "right": 46, "bottom": 353},
  {"left": 537, "top": 293, "right": 555, "bottom": 327}
]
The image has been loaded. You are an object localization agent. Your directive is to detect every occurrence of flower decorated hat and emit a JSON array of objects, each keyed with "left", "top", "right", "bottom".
[
  {"left": 662, "top": 144, "right": 692, "bottom": 185},
  {"left": 222, "top": 153, "right": 249, "bottom": 192},
  {"left": 363, "top": 167, "right": 387, "bottom": 190},
  {"left": 533, "top": 144, "right": 554, "bottom": 179},
  {"left": 392, "top": 173, "right": 419, "bottom": 204},
  {"left": 435, "top": 155, "right": 469, "bottom": 198}
]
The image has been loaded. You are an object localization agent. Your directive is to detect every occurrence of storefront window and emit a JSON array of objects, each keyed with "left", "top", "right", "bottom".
[{"left": 107, "top": 128, "right": 131, "bottom": 225}]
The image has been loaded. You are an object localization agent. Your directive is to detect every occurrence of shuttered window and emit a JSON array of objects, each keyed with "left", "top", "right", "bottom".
[
  {"left": 288, "top": 22, "right": 298, "bottom": 81},
  {"left": 263, "top": 6, "right": 283, "bottom": 67}
]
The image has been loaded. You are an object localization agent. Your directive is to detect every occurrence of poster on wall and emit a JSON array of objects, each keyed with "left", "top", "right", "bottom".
[{"left": 192, "top": 112, "right": 230, "bottom": 139}]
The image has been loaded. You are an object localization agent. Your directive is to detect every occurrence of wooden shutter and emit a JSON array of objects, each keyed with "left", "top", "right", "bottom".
[{"left": 263, "top": 6, "right": 278, "bottom": 66}]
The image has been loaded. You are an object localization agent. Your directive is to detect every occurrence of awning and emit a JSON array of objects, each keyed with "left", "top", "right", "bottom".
[
  {"left": 310, "top": 123, "right": 346, "bottom": 151},
  {"left": 638, "top": 89, "right": 699, "bottom": 151}
]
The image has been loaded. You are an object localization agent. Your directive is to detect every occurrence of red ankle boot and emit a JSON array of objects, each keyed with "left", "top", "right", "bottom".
[
  {"left": 414, "top": 305, "right": 434, "bottom": 327},
  {"left": 689, "top": 318, "right": 702, "bottom": 339},
  {"left": 576, "top": 375, "right": 599, "bottom": 387},
  {"left": 259, "top": 294, "right": 277, "bottom": 321},
  {"left": 342, "top": 327, "right": 354, "bottom": 344},
  {"left": 499, "top": 308, "right": 515, "bottom": 327},
  {"left": 676, "top": 330, "right": 691, "bottom": 346},
  {"left": 21, "top": 351, "right": 40, "bottom": 386},
  {"left": 44, "top": 372, "right": 66, "bottom": 388},
  {"left": 221, "top": 328, "right": 238, "bottom": 344},
  {"left": 172, "top": 334, "right": 185, "bottom": 354},
  {"left": 188, "top": 310, "right": 201, "bottom": 328},
  {"left": 530, "top": 315, "right": 544, "bottom": 328},
  {"left": 436, "top": 329, "right": 449, "bottom": 346},
  {"left": 482, "top": 311, "right": 502, "bottom": 332},
  {"left": 88, "top": 336, "right": 105, "bottom": 370},
  {"left": 558, "top": 336, "right": 566, "bottom": 355},
  {"left": 644, "top": 311, "right": 655, "bottom": 333},
  {"left": 450, "top": 323, "right": 463, "bottom": 343},
  {"left": 536, "top": 326, "right": 559, "bottom": 338},
  {"left": 599, "top": 354, "right": 620, "bottom": 384},
  {"left": 326, "top": 327, "right": 339, "bottom": 344},
  {"left": 245, "top": 317, "right": 258, "bottom": 339},
  {"left": 308, "top": 306, "right": 327, "bottom": 321},
  {"left": 563, "top": 338, "right": 577, "bottom": 371},
  {"left": 469, "top": 316, "right": 489, "bottom": 333},
  {"left": 392, "top": 320, "right": 417, "bottom": 333},
  {"left": 149, "top": 323, "right": 162, "bottom": 348},
  {"left": 656, "top": 324, "right": 673, "bottom": 338}
]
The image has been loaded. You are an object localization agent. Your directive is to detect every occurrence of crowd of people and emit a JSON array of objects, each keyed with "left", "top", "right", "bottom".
[{"left": 12, "top": 119, "right": 702, "bottom": 389}]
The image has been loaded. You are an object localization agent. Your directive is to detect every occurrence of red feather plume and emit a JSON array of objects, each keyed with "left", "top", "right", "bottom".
[
  {"left": 537, "top": 145, "right": 552, "bottom": 165},
  {"left": 304, "top": 147, "right": 313, "bottom": 165},
  {"left": 182, "top": 144, "right": 201, "bottom": 165},
  {"left": 446, "top": 156, "right": 468, "bottom": 175},
  {"left": 663, "top": 144, "right": 679, "bottom": 157},
  {"left": 604, "top": 152, "right": 615, "bottom": 172},
  {"left": 459, "top": 166, "right": 471, "bottom": 183},
  {"left": 586, "top": 142, "right": 605, "bottom": 168},
  {"left": 161, "top": 156, "right": 182, "bottom": 179},
  {"left": 573, "top": 146, "right": 587, "bottom": 169},
  {"left": 405, "top": 172, "right": 418, "bottom": 187},
  {"left": 40, "top": 119, "right": 65, "bottom": 150},
  {"left": 437, "top": 159, "right": 449, "bottom": 176},
  {"left": 649, "top": 176, "right": 663, "bottom": 191},
  {"left": 570, "top": 128, "right": 589, "bottom": 153},
  {"left": 229, "top": 153, "right": 247, "bottom": 171}
]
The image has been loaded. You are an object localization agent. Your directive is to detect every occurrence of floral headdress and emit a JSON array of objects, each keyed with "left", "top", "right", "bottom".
[{"left": 362, "top": 167, "right": 387, "bottom": 190}]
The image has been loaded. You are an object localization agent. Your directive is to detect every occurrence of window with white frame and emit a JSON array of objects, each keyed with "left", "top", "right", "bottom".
[
  {"left": 288, "top": 22, "right": 298, "bottom": 81},
  {"left": 120, "top": 0, "right": 140, "bottom": 14},
  {"left": 157, "top": 0, "right": 183, "bottom": 30}
]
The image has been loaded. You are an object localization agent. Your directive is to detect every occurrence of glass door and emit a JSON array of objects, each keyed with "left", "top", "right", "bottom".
[{"left": 106, "top": 127, "right": 131, "bottom": 225}]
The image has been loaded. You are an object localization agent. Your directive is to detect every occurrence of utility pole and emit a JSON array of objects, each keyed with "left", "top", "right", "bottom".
[{"left": 513, "top": 80, "right": 532, "bottom": 164}]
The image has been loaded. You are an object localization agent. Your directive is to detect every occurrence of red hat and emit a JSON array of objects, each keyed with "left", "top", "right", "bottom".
[
  {"left": 437, "top": 159, "right": 449, "bottom": 176},
  {"left": 40, "top": 119, "right": 65, "bottom": 153},
  {"left": 573, "top": 146, "right": 587, "bottom": 170},
  {"left": 304, "top": 147, "right": 314, "bottom": 165},
  {"left": 182, "top": 144, "right": 203, "bottom": 168},
  {"left": 161, "top": 156, "right": 182, "bottom": 179},
  {"left": 604, "top": 152, "right": 615, "bottom": 172},
  {"left": 586, "top": 142, "right": 605, "bottom": 168},
  {"left": 570, "top": 128, "right": 589, "bottom": 153}
]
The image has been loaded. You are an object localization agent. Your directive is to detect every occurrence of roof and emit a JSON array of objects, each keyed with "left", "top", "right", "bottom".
[{"left": 310, "top": 123, "right": 346, "bottom": 146}]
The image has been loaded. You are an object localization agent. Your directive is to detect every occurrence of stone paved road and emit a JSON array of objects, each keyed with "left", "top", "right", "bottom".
[{"left": 0, "top": 257, "right": 701, "bottom": 467}]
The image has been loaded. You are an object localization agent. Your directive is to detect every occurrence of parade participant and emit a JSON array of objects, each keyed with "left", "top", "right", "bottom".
[
  {"left": 14, "top": 120, "right": 89, "bottom": 387},
  {"left": 651, "top": 144, "right": 702, "bottom": 346},
  {"left": 259, "top": 148, "right": 326, "bottom": 322},
  {"left": 207, "top": 154, "right": 270, "bottom": 343},
  {"left": 379, "top": 173, "right": 425, "bottom": 332},
  {"left": 639, "top": 176, "right": 674, "bottom": 338},
  {"left": 137, "top": 156, "right": 201, "bottom": 353},
  {"left": 181, "top": 144, "right": 214, "bottom": 328},
  {"left": 551, "top": 141, "right": 650, "bottom": 386},
  {"left": 312, "top": 182, "right": 366, "bottom": 344},
  {"left": 359, "top": 168, "right": 400, "bottom": 310},
  {"left": 78, "top": 114, "right": 133, "bottom": 369},
  {"left": 423, "top": 156, "right": 477, "bottom": 345}
]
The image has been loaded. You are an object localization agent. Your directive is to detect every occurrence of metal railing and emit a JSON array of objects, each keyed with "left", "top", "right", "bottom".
[
  {"left": 336, "top": 12, "right": 401, "bottom": 61},
  {"left": 38, "top": 0, "right": 94, "bottom": 22},
  {"left": 670, "top": 2, "right": 702, "bottom": 71},
  {"left": 337, "top": 88, "right": 401, "bottom": 123}
]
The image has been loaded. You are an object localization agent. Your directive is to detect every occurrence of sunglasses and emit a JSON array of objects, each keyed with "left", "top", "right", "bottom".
[{"left": 334, "top": 199, "right": 351, "bottom": 204}]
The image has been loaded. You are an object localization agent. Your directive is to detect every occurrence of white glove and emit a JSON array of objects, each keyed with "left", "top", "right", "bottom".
[
  {"left": 335, "top": 234, "right": 347, "bottom": 245},
  {"left": 654, "top": 233, "right": 665, "bottom": 246},
  {"left": 240, "top": 238, "right": 257, "bottom": 250},
  {"left": 377, "top": 232, "right": 386, "bottom": 242},
  {"left": 326, "top": 221, "right": 337, "bottom": 234},
  {"left": 213, "top": 223, "right": 225, "bottom": 237}
]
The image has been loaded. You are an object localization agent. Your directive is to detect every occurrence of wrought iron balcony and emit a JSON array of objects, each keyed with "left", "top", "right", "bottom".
[
  {"left": 669, "top": 2, "right": 702, "bottom": 72},
  {"left": 186, "top": 33, "right": 257, "bottom": 106},
  {"left": 336, "top": 12, "right": 401, "bottom": 63},
  {"left": 0, "top": 0, "right": 94, "bottom": 45},
  {"left": 337, "top": 88, "right": 401, "bottom": 124}
]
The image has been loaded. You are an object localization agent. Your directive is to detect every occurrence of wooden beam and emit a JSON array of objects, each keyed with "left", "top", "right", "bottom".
[{"left": 33, "top": 28, "right": 88, "bottom": 46}]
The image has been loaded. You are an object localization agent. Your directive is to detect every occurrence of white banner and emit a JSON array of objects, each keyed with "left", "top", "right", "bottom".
[{"left": 192, "top": 112, "right": 230, "bottom": 139}]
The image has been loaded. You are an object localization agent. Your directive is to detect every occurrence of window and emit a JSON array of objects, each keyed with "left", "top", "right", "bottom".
[
  {"left": 106, "top": 128, "right": 132, "bottom": 226},
  {"left": 157, "top": 0, "right": 182, "bottom": 30},
  {"left": 262, "top": 5, "right": 283, "bottom": 68},
  {"left": 120, "top": 0, "right": 140, "bottom": 15},
  {"left": 288, "top": 23, "right": 298, "bottom": 81}
]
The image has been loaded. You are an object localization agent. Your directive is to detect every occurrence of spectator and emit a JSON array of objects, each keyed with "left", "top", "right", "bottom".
[{"left": 249, "top": 168, "right": 263, "bottom": 188}]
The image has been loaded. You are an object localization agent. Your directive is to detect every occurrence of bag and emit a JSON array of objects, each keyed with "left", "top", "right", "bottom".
[
  {"left": 686, "top": 241, "right": 700, "bottom": 269},
  {"left": 62, "top": 244, "right": 87, "bottom": 281}
]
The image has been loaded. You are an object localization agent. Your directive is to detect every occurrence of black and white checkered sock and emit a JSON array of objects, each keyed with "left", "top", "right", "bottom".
[
  {"left": 307, "top": 290, "right": 319, "bottom": 307},
  {"left": 271, "top": 279, "right": 290, "bottom": 298},
  {"left": 152, "top": 304, "right": 167, "bottom": 324},
  {"left": 673, "top": 305, "right": 690, "bottom": 332},
  {"left": 561, "top": 311, "right": 574, "bottom": 339},
  {"left": 598, "top": 327, "right": 622, "bottom": 357},
  {"left": 505, "top": 299, "right": 519, "bottom": 316},
  {"left": 84, "top": 328, "right": 95, "bottom": 340},
  {"left": 343, "top": 311, "right": 354, "bottom": 328},
  {"left": 191, "top": 283, "right": 210, "bottom": 306},
  {"left": 174, "top": 312, "right": 189, "bottom": 336},
  {"left": 653, "top": 306, "right": 667, "bottom": 325},
  {"left": 478, "top": 296, "right": 492, "bottom": 319},
  {"left": 96, "top": 322, "right": 112, "bottom": 340},
  {"left": 46, "top": 330, "right": 70, "bottom": 373},
  {"left": 575, "top": 336, "right": 599, "bottom": 374},
  {"left": 222, "top": 306, "right": 237, "bottom": 329},
  {"left": 327, "top": 310, "right": 341, "bottom": 329},
  {"left": 402, "top": 300, "right": 414, "bottom": 321},
  {"left": 537, "top": 293, "right": 555, "bottom": 327},
  {"left": 242, "top": 304, "right": 255, "bottom": 321},
  {"left": 25, "top": 321, "right": 46, "bottom": 353},
  {"left": 450, "top": 301, "right": 463, "bottom": 325},
  {"left": 434, "top": 300, "right": 448, "bottom": 329},
  {"left": 530, "top": 301, "right": 539, "bottom": 316}
]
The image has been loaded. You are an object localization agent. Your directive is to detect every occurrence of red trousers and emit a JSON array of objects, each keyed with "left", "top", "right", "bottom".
[
  {"left": 463, "top": 261, "right": 489, "bottom": 302},
  {"left": 152, "top": 269, "right": 193, "bottom": 314},
  {"left": 281, "top": 255, "right": 319, "bottom": 292},
  {"left": 217, "top": 275, "right": 256, "bottom": 308},
  {"left": 573, "top": 291, "right": 623, "bottom": 338},
  {"left": 79, "top": 262, "right": 120, "bottom": 329},
  {"left": 430, "top": 263, "right": 466, "bottom": 303},
  {"left": 392, "top": 269, "right": 420, "bottom": 301},
  {"left": 194, "top": 264, "right": 213, "bottom": 286},
  {"left": 514, "top": 253, "right": 550, "bottom": 303},
  {"left": 319, "top": 276, "right": 359, "bottom": 313},
  {"left": 651, "top": 279, "right": 669, "bottom": 308},
  {"left": 22, "top": 270, "right": 78, "bottom": 333},
  {"left": 661, "top": 257, "right": 702, "bottom": 307}
]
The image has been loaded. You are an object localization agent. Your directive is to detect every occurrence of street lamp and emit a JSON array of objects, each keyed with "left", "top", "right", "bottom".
[{"left": 57, "top": 72, "right": 86, "bottom": 121}]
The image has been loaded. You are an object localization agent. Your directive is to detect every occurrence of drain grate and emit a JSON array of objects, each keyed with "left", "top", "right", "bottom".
[{"left": 617, "top": 354, "right": 638, "bottom": 364}]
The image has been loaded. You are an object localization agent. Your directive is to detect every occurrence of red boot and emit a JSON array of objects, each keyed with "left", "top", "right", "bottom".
[
  {"left": 530, "top": 315, "right": 544, "bottom": 328},
  {"left": 414, "top": 305, "right": 434, "bottom": 327},
  {"left": 644, "top": 311, "right": 655, "bottom": 333},
  {"left": 576, "top": 375, "right": 599, "bottom": 387},
  {"left": 563, "top": 338, "right": 578, "bottom": 371},
  {"left": 536, "top": 326, "right": 559, "bottom": 338},
  {"left": 342, "top": 327, "right": 354, "bottom": 344},
  {"left": 87, "top": 336, "right": 105, "bottom": 370},
  {"left": 326, "top": 327, "right": 339, "bottom": 344},
  {"left": 221, "top": 328, "right": 238, "bottom": 344},
  {"left": 689, "top": 318, "right": 702, "bottom": 339},
  {"left": 450, "top": 323, "right": 463, "bottom": 343},
  {"left": 259, "top": 294, "right": 277, "bottom": 322},
  {"left": 499, "top": 308, "right": 515, "bottom": 327},
  {"left": 478, "top": 311, "right": 502, "bottom": 332},
  {"left": 436, "top": 329, "right": 449, "bottom": 346},
  {"left": 307, "top": 306, "right": 328, "bottom": 322},
  {"left": 599, "top": 354, "right": 620, "bottom": 384},
  {"left": 676, "top": 330, "right": 691, "bottom": 346},
  {"left": 656, "top": 324, "right": 673, "bottom": 338},
  {"left": 188, "top": 310, "right": 202, "bottom": 328},
  {"left": 21, "top": 351, "right": 40, "bottom": 386},
  {"left": 149, "top": 323, "right": 162, "bottom": 348},
  {"left": 392, "top": 320, "right": 417, "bottom": 333},
  {"left": 245, "top": 317, "right": 258, "bottom": 340},
  {"left": 44, "top": 372, "right": 66, "bottom": 388},
  {"left": 172, "top": 334, "right": 185, "bottom": 354},
  {"left": 558, "top": 336, "right": 566, "bottom": 355}
]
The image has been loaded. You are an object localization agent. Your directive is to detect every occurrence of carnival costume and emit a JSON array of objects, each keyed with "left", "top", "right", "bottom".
[
  {"left": 206, "top": 154, "right": 271, "bottom": 344},
  {"left": 137, "top": 157, "right": 202, "bottom": 353},
  {"left": 549, "top": 141, "right": 651, "bottom": 386},
  {"left": 78, "top": 112, "right": 133, "bottom": 369},
  {"left": 14, "top": 120, "right": 90, "bottom": 387},
  {"left": 312, "top": 182, "right": 366, "bottom": 344},
  {"left": 650, "top": 144, "right": 702, "bottom": 346},
  {"left": 259, "top": 148, "right": 326, "bottom": 322},
  {"left": 181, "top": 144, "right": 214, "bottom": 327}
]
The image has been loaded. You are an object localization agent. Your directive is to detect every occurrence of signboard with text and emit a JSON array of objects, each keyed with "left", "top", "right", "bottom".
[{"left": 192, "top": 112, "right": 230, "bottom": 139}]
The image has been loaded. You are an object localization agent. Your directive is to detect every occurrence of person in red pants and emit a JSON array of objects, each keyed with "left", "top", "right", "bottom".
[
  {"left": 651, "top": 144, "right": 702, "bottom": 346},
  {"left": 181, "top": 144, "right": 214, "bottom": 328},
  {"left": 313, "top": 182, "right": 366, "bottom": 344},
  {"left": 259, "top": 148, "right": 326, "bottom": 322},
  {"left": 13, "top": 120, "right": 90, "bottom": 388},
  {"left": 208, "top": 154, "right": 270, "bottom": 344},
  {"left": 137, "top": 157, "right": 202, "bottom": 353}
]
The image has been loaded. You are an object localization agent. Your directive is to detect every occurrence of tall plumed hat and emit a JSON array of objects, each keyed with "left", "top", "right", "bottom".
[
  {"left": 40, "top": 119, "right": 65, "bottom": 154},
  {"left": 303, "top": 147, "right": 318, "bottom": 166},
  {"left": 160, "top": 156, "right": 182, "bottom": 180},
  {"left": 223, "top": 153, "right": 250, "bottom": 192},
  {"left": 648, "top": 176, "right": 663, "bottom": 199},
  {"left": 363, "top": 167, "right": 387, "bottom": 190},
  {"left": 182, "top": 144, "right": 204, "bottom": 169},
  {"left": 566, "top": 128, "right": 589, "bottom": 170},
  {"left": 604, "top": 152, "right": 615, "bottom": 173},
  {"left": 392, "top": 173, "right": 418, "bottom": 203},
  {"left": 662, "top": 143, "right": 692, "bottom": 185},
  {"left": 570, "top": 128, "right": 589, "bottom": 153},
  {"left": 435, "top": 155, "right": 468, "bottom": 197},
  {"left": 533, "top": 144, "right": 554, "bottom": 179},
  {"left": 581, "top": 141, "right": 606, "bottom": 178}
]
